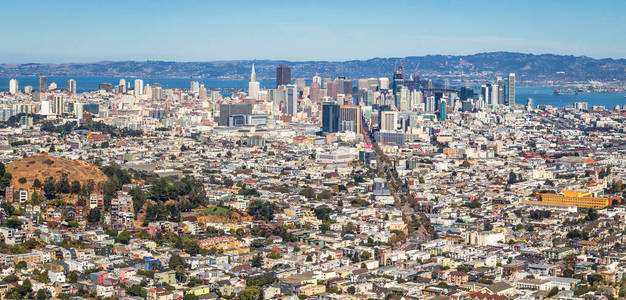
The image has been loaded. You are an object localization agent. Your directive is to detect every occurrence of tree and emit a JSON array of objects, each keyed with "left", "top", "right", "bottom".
[
  {"left": 32, "top": 178, "right": 41, "bottom": 188},
  {"left": 314, "top": 206, "right": 334, "bottom": 221},
  {"left": 70, "top": 180, "right": 81, "bottom": 194},
  {"left": 183, "top": 294, "right": 199, "bottom": 300},
  {"left": 115, "top": 231, "right": 132, "bottom": 244},
  {"left": 169, "top": 253, "right": 187, "bottom": 270},
  {"left": 15, "top": 261, "right": 27, "bottom": 269},
  {"left": 43, "top": 176, "right": 56, "bottom": 199},
  {"left": 87, "top": 208, "right": 101, "bottom": 223},
  {"left": 299, "top": 186, "right": 316, "bottom": 199},
  {"left": 6, "top": 218, "right": 22, "bottom": 229},
  {"left": 547, "top": 287, "right": 558, "bottom": 297},
  {"left": 347, "top": 286, "right": 356, "bottom": 294},
  {"left": 56, "top": 174, "right": 71, "bottom": 194},
  {"left": 36, "top": 289, "right": 47, "bottom": 300},
  {"left": 586, "top": 208, "right": 599, "bottom": 221},
  {"left": 248, "top": 200, "right": 277, "bottom": 221},
  {"left": 18, "top": 177, "right": 27, "bottom": 184},
  {"left": 251, "top": 254, "right": 263, "bottom": 268},
  {"left": 239, "top": 286, "right": 261, "bottom": 300}
]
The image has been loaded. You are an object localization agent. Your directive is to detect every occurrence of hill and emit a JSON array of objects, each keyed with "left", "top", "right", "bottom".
[
  {"left": 7, "top": 153, "right": 107, "bottom": 192},
  {"left": 1, "top": 52, "right": 625, "bottom": 82}
]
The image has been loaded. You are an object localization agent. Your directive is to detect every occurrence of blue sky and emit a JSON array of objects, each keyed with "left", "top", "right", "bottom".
[{"left": 1, "top": 0, "right": 624, "bottom": 63}]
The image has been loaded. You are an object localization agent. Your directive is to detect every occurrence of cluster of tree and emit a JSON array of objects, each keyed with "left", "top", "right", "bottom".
[
  {"left": 2, "top": 113, "right": 45, "bottom": 127},
  {"left": 42, "top": 174, "right": 88, "bottom": 200},
  {"left": 507, "top": 171, "right": 524, "bottom": 184},
  {"left": 41, "top": 120, "right": 143, "bottom": 137},
  {"left": 0, "top": 162, "right": 12, "bottom": 190},
  {"left": 248, "top": 200, "right": 278, "bottom": 221},
  {"left": 100, "top": 163, "right": 132, "bottom": 209},
  {"left": 566, "top": 229, "right": 589, "bottom": 240},
  {"left": 313, "top": 205, "right": 334, "bottom": 221}
]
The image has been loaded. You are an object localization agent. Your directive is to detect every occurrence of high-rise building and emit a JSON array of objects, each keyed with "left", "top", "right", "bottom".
[
  {"left": 378, "top": 77, "right": 390, "bottom": 90},
  {"left": 339, "top": 105, "right": 362, "bottom": 133},
  {"left": 52, "top": 95, "right": 64, "bottom": 115},
  {"left": 286, "top": 84, "right": 297, "bottom": 116},
  {"left": 219, "top": 103, "right": 253, "bottom": 126},
  {"left": 497, "top": 76, "right": 506, "bottom": 104},
  {"left": 508, "top": 73, "right": 516, "bottom": 106},
  {"left": 119, "top": 78, "right": 127, "bottom": 94},
  {"left": 380, "top": 110, "right": 398, "bottom": 131},
  {"left": 392, "top": 66, "right": 404, "bottom": 93},
  {"left": 134, "top": 79, "right": 144, "bottom": 95},
  {"left": 248, "top": 64, "right": 260, "bottom": 100},
  {"left": 67, "top": 79, "right": 77, "bottom": 95},
  {"left": 322, "top": 102, "right": 340, "bottom": 133},
  {"left": 276, "top": 65, "right": 291, "bottom": 87},
  {"left": 439, "top": 99, "right": 447, "bottom": 121},
  {"left": 39, "top": 76, "right": 47, "bottom": 92},
  {"left": 310, "top": 81, "right": 321, "bottom": 103},
  {"left": 490, "top": 84, "right": 499, "bottom": 106},
  {"left": 9, "top": 79, "right": 18, "bottom": 95}
]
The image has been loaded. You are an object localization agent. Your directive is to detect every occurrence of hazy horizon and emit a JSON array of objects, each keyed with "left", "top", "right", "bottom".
[{"left": 1, "top": 1, "right": 625, "bottom": 63}]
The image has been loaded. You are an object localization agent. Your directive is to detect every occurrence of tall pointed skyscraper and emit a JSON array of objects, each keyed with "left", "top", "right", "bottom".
[{"left": 248, "top": 63, "right": 260, "bottom": 100}]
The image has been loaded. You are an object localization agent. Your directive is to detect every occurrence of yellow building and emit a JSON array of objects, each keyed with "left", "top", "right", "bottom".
[{"left": 539, "top": 191, "right": 612, "bottom": 209}]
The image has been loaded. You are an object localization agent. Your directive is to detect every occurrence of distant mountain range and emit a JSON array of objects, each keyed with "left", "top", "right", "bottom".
[{"left": 0, "top": 52, "right": 624, "bottom": 82}]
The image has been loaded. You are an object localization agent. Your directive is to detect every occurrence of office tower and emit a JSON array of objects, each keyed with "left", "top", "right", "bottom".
[
  {"left": 339, "top": 105, "right": 362, "bottom": 133},
  {"left": 459, "top": 87, "right": 473, "bottom": 101},
  {"left": 392, "top": 66, "right": 404, "bottom": 93},
  {"left": 343, "top": 79, "right": 352, "bottom": 95},
  {"left": 490, "top": 84, "right": 499, "bottom": 106},
  {"left": 67, "top": 79, "right": 77, "bottom": 95},
  {"left": 310, "top": 81, "right": 321, "bottom": 103},
  {"left": 24, "top": 86, "right": 32, "bottom": 94},
  {"left": 439, "top": 99, "right": 447, "bottom": 121},
  {"left": 497, "top": 76, "right": 506, "bottom": 104},
  {"left": 367, "top": 78, "right": 378, "bottom": 91},
  {"left": 357, "top": 79, "right": 368, "bottom": 90},
  {"left": 52, "top": 95, "right": 64, "bottom": 115},
  {"left": 380, "top": 110, "right": 398, "bottom": 131},
  {"left": 98, "top": 83, "right": 113, "bottom": 92},
  {"left": 481, "top": 85, "right": 490, "bottom": 106},
  {"left": 395, "top": 86, "right": 409, "bottom": 111},
  {"left": 248, "top": 64, "right": 260, "bottom": 100},
  {"left": 135, "top": 79, "right": 144, "bottom": 95},
  {"left": 327, "top": 81, "right": 338, "bottom": 99},
  {"left": 152, "top": 86, "right": 163, "bottom": 100},
  {"left": 219, "top": 103, "right": 252, "bottom": 126},
  {"left": 286, "top": 84, "right": 297, "bottom": 116},
  {"left": 508, "top": 73, "right": 516, "bottom": 106},
  {"left": 312, "top": 74, "right": 322, "bottom": 86},
  {"left": 322, "top": 102, "right": 340, "bottom": 133},
  {"left": 425, "top": 96, "right": 436, "bottom": 112},
  {"left": 295, "top": 78, "right": 306, "bottom": 91},
  {"left": 378, "top": 77, "right": 389, "bottom": 90},
  {"left": 74, "top": 102, "right": 84, "bottom": 118},
  {"left": 39, "top": 76, "right": 47, "bottom": 92},
  {"left": 9, "top": 79, "right": 18, "bottom": 95},
  {"left": 118, "top": 78, "right": 127, "bottom": 94},
  {"left": 276, "top": 65, "right": 291, "bottom": 87}
]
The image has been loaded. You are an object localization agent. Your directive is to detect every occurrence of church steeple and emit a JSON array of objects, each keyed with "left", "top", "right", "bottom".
[{"left": 250, "top": 63, "right": 256, "bottom": 82}]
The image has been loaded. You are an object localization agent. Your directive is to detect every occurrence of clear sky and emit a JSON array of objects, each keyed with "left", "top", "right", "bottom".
[{"left": 1, "top": 0, "right": 624, "bottom": 63}]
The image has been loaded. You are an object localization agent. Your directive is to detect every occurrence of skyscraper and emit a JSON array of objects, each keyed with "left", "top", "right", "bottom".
[
  {"left": 322, "top": 102, "right": 340, "bottom": 134},
  {"left": 508, "top": 73, "right": 516, "bottom": 106},
  {"left": 9, "top": 79, "right": 18, "bottom": 95},
  {"left": 67, "top": 79, "right": 77, "bottom": 95},
  {"left": 39, "top": 76, "right": 47, "bottom": 92},
  {"left": 339, "top": 105, "right": 362, "bottom": 133},
  {"left": 52, "top": 95, "right": 64, "bottom": 115},
  {"left": 276, "top": 65, "right": 291, "bottom": 87},
  {"left": 134, "top": 79, "right": 144, "bottom": 95},
  {"left": 439, "top": 99, "right": 447, "bottom": 121},
  {"left": 392, "top": 66, "right": 404, "bottom": 93},
  {"left": 497, "top": 76, "right": 506, "bottom": 104},
  {"left": 248, "top": 64, "right": 260, "bottom": 100},
  {"left": 380, "top": 110, "right": 398, "bottom": 131},
  {"left": 286, "top": 84, "right": 297, "bottom": 116}
]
